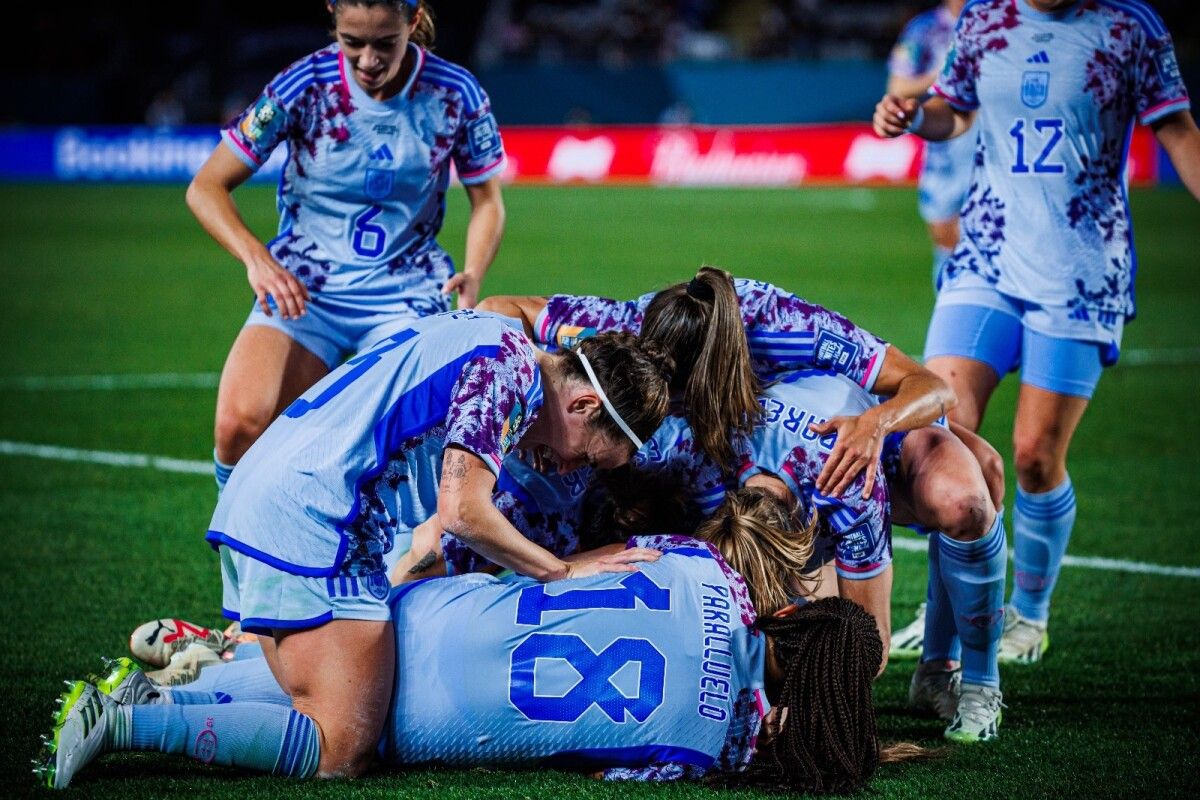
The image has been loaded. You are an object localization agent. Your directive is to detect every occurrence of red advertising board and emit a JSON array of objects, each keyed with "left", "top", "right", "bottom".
[{"left": 495, "top": 124, "right": 1158, "bottom": 186}]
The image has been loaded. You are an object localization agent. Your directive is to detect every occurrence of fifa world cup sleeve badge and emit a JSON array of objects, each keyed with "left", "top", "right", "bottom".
[{"left": 240, "top": 97, "right": 285, "bottom": 144}]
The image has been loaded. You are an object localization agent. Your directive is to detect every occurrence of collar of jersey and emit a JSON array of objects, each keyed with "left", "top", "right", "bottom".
[
  {"left": 1017, "top": 0, "right": 1082, "bottom": 22},
  {"left": 339, "top": 42, "right": 425, "bottom": 111}
]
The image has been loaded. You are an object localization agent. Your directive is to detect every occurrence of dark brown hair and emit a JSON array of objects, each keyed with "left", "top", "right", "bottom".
[
  {"left": 556, "top": 332, "right": 675, "bottom": 452},
  {"left": 576, "top": 466, "right": 697, "bottom": 551},
  {"left": 331, "top": 0, "right": 436, "bottom": 48},
  {"left": 641, "top": 266, "right": 761, "bottom": 472},
  {"left": 729, "top": 597, "right": 885, "bottom": 794}
]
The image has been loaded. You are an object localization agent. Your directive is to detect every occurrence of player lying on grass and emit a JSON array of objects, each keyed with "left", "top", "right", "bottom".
[
  {"left": 634, "top": 370, "right": 1005, "bottom": 743},
  {"left": 38, "top": 511, "right": 920, "bottom": 792},
  {"left": 196, "top": 309, "right": 676, "bottom": 779}
]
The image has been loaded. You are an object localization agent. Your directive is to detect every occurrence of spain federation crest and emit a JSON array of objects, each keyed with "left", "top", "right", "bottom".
[
  {"left": 1021, "top": 71, "right": 1050, "bottom": 109},
  {"left": 364, "top": 168, "right": 395, "bottom": 200}
]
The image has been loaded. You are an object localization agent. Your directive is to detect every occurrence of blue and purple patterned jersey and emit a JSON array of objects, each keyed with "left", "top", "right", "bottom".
[
  {"left": 207, "top": 311, "right": 541, "bottom": 577},
  {"left": 442, "top": 452, "right": 591, "bottom": 575},
  {"left": 382, "top": 537, "right": 767, "bottom": 780},
  {"left": 636, "top": 415, "right": 733, "bottom": 518},
  {"left": 222, "top": 43, "right": 506, "bottom": 300},
  {"left": 933, "top": 0, "right": 1189, "bottom": 351},
  {"left": 737, "top": 373, "right": 894, "bottom": 581},
  {"left": 533, "top": 279, "right": 889, "bottom": 390},
  {"left": 890, "top": 4, "right": 978, "bottom": 223}
]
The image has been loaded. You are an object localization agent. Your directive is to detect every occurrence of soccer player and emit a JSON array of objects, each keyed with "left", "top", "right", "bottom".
[
  {"left": 194, "top": 310, "right": 672, "bottom": 778},
  {"left": 887, "top": 0, "right": 975, "bottom": 286},
  {"left": 41, "top": 541, "right": 895, "bottom": 794},
  {"left": 186, "top": 1, "right": 507, "bottom": 491},
  {"left": 478, "top": 267, "right": 955, "bottom": 495},
  {"left": 640, "top": 371, "right": 1006, "bottom": 742},
  {"left": 874, "top": 0, "right": 1199, "bottom": 664}
]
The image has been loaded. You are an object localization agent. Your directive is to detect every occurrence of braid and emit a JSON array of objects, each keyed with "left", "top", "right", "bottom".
[{"left": 723, "top": 598, "right": 883, "bottom": 794}]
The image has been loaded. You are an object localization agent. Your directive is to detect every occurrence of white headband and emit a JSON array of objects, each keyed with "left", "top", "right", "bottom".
[{"left": 574, "top": 350, "right": 644, "bottom": 450}]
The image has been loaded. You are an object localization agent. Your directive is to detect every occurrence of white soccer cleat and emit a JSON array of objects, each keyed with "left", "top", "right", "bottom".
[
  {"left": 129, "top": 619, "right": 230, "bottom": 668},
  {"left": 90, "top": 657, "right": 166, "bottom": 705},
  {"left": 35, "top": 681, "right": 114, "bottom": 789},
  {"left": 908, "top": 660, "right": 961, "bottom": 722},
  {"left": 145, "top": 642, "right": 223, "bottom": 687},
  {"left": 889, "top": 602, "right": 926, "bottom": 660},
  {"left": 944, "top": 683, "right": 1003, "bottom": 743},
  {"left": 999, "top": 606, "right": 1049, "bottom": 665}
]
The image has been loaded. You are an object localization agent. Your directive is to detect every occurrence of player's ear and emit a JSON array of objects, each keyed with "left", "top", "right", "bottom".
[{"left": 566, "top": 390, "right": 602, "bottom": 418}]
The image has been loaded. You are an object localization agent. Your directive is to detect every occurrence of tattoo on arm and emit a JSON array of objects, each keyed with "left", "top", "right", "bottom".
[
  {"left": 408, "top": 550, "right": 438, "bottom": 575},
  {"left": 442, "top": 449, "right": 468, "bottom": 491}
]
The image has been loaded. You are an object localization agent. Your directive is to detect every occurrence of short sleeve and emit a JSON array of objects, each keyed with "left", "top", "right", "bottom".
[
  {"left": 453, "top": 81, "right": 506, "bottom": 185},
  {"left": 1135, "top": 27, "right": 1190, "bottom": 126},
  {"left": 221, "top": 52, "right": 330, "bottom": 169},
  {"left": 443, "top": 330, "right": 539, "bottom": 477},
  {"left": 746, "top": 290, "right": 889, "bottom": 390},
  {"left": 932, "top": 12, "right": 980, "bottom": 112},
  {"left": 533, "top": 294, "right": 642, "bottom": 350}
]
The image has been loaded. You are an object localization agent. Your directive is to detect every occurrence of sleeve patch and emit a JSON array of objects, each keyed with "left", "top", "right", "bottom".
[
  {"left": 467, "top": 115, "right": 502, "bottom": 160},
  {"left": 1156, "top": 48, "right": 1182, "bottom": 84},
  {"left": 239, "top": 96, "right": 286, "bottom": 144},
  {"left": 556, "top": 325, "right": 597, "bottom": 350},
  {"left": 814, "top": 330, "right": 861, "bottom": 372}
]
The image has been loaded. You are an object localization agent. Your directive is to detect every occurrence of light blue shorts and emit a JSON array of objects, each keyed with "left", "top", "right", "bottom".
[
  {"left": 219, "top": 546, "right": 392, "bottom": 636},
  {"left": 924, "top": 289, "right": 1105, "bottom": 399},
  {"left": 246, "top": 291, "right": 450, "bottom": 369}
]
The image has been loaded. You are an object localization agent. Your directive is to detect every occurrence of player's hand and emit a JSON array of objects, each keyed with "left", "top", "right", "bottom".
[
  {"left": 442, "top": 272, "right": 480, "bottom": 309},
  {"left": 810, "top": 412, "right": 886, "bottom": 499},
  {"left": 874, "top": 94, "right": 921, "bottom": 138},
  {"left": 561, "top": 547, "right": 662, "bottom": 580},
  {"left": 245, "top": 253, "right": 309, "bottom": 319}
]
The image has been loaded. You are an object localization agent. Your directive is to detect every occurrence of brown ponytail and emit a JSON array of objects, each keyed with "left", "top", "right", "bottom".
[
  {"left": 695, "top": 487, "right": 816, "bottom": 616},
  {"left": 641, "top": 266, "right": 761, "bottom": 472}
]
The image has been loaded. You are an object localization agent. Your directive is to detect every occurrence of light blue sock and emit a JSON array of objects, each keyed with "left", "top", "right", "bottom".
[
  {"left": 120, "top": 703, "right": 319, "bottom": 776},
  {"left": 1011, "top": 477, "right": 1075, "bottom": 623},
  {"left": 932, "top": 244, "right": 952, "bottom": 290},
  {"left": 170, "top": 657, "right": 290, "bottom": 706},
  {"left": 214, "top": 449, "right": 236, "bottom": 492},
  {"left": 233, "top": 641, "right": 264, "bottom": 661},
  {"left": 937, "top": 513, "right": 1007, "bottom": 688},
  {"left": 921, "top": 533, "right": 962, "bottom": 664}
]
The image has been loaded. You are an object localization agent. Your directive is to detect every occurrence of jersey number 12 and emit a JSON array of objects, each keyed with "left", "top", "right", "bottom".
[{"left": 1010, "top": 118, "right": 1065, "bottom": 175}]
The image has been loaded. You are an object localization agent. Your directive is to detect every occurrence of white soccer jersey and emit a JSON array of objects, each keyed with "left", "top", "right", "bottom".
[
  {"left": 934, "top": 0, "right": 1189, "bottom": 352},
  {"left": 222, "top": 43, "right": 506, "bottom": 303}
]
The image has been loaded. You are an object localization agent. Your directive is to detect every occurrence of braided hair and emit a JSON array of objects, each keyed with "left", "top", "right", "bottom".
[{"left": 733, "top": 597, "right": 884, "bottom": 794}]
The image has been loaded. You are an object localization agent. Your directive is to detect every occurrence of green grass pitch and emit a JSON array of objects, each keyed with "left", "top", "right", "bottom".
[{"left": 0, "top": 183, "right": 1198, "bottom": 798}]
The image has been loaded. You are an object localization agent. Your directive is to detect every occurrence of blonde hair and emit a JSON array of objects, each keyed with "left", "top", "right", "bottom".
[{"left": 696, "top": 487, "right": 817, "bottom": 616}]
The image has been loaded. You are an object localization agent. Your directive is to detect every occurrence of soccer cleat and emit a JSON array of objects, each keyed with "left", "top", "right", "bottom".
[
  {"left": 129, "top": 618, "right": 231, "bottom": 668},
  {"left": 90, "top": 656, "right": 165, "bottom": 705},
  {"left": 944, "top": 683, "right": 1003, "bottom": 743},
  {"left": 908, "top": 660, "right": 961, "bottom": 722},
  {"left": 36, "top": 681, "right": 114, "bottom": 789},
  {"left": 145, "top": 642, "right": 223, "bottom": 687},
  {"left": 889, "top": 602, "right": 926, "bottom": 660},
  {"left": 999, "top": 606, "right": 1049, "bottom": 664}
]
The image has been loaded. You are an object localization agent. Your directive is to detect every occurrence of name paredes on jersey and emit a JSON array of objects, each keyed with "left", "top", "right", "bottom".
[{"left": 697, "top": 582, "right": 736, "bottom": 722}]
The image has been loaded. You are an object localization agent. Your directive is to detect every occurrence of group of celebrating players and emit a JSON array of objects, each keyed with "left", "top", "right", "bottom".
[{"left": 35, "top": 0, "right": 1198, "bottom": 793}]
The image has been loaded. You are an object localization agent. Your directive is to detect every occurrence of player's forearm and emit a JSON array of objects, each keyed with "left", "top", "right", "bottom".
[
  {"left": 1155, "top": 111, "right": 1200, "bottom": 202},
  {"left": 185, "top": 178, "right": 270, "bottom": 265},
  {"left": 911, "top": 96, "right": 972, "bottom": 142},
  {"left": 871, "top": 372, "right": 954, "bottom": 435},
  {"left": 462, "top": 180, "right": 506, "bottom": 283},
  {"left": 887, "top": 73, "right": 935, "bottom": 100},
  {"left": 442, "top": 500, "right": 568, "bottom": 582}
]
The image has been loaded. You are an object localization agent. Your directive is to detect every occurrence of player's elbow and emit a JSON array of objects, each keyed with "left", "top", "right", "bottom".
[{"left": 436, "top": 493, "right": 486, "bottom": 545}]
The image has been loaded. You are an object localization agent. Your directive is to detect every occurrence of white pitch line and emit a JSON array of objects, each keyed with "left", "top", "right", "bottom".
[
  {"left": 0, "top": 440, "right": 211, "bottom": 476},
  {"left": 0, "top": 373, "right": 220, "bottom": 391},
  {"left": 892, "top": 535, "right": 1200, "bottom": 579},
  {"left": 0, "top": 348, "right": 1195, "bottom": 393},
  {"left": 1, "top": 438, "right": 1197, "bottom": 579}
]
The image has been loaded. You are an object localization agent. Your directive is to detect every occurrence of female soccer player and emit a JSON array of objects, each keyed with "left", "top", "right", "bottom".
[
  {"left": 874, "top": 0, "right": 1199, "bottom": 665},
  {"left": 643, "top": 371, "right": 1005, "bottom": 743},
  {"left": 479, "top": 267, "right": 955, "bottom": 494},
  {"left": 887, "top": 0, "right": 974, "bottom": 286},
  {"left": 187, "top": 0, "right": 506, "bottom": 490},
  {"left": 43, "top": 541, "right": 904, "bottom": 794},
  {"left": 192, "top": 311, "right": 671, "bottom": 779}
]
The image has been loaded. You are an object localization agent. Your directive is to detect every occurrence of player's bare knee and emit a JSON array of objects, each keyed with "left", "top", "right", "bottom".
[
  {"left": 1013, "top": 436, "right": 1061, "bottom": 491},
  {"left": 214, "top": 405, "right": 272, "bottom": 461},
  {"left": 935, "top": 485, "right": 991, "bottom": 541}
]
